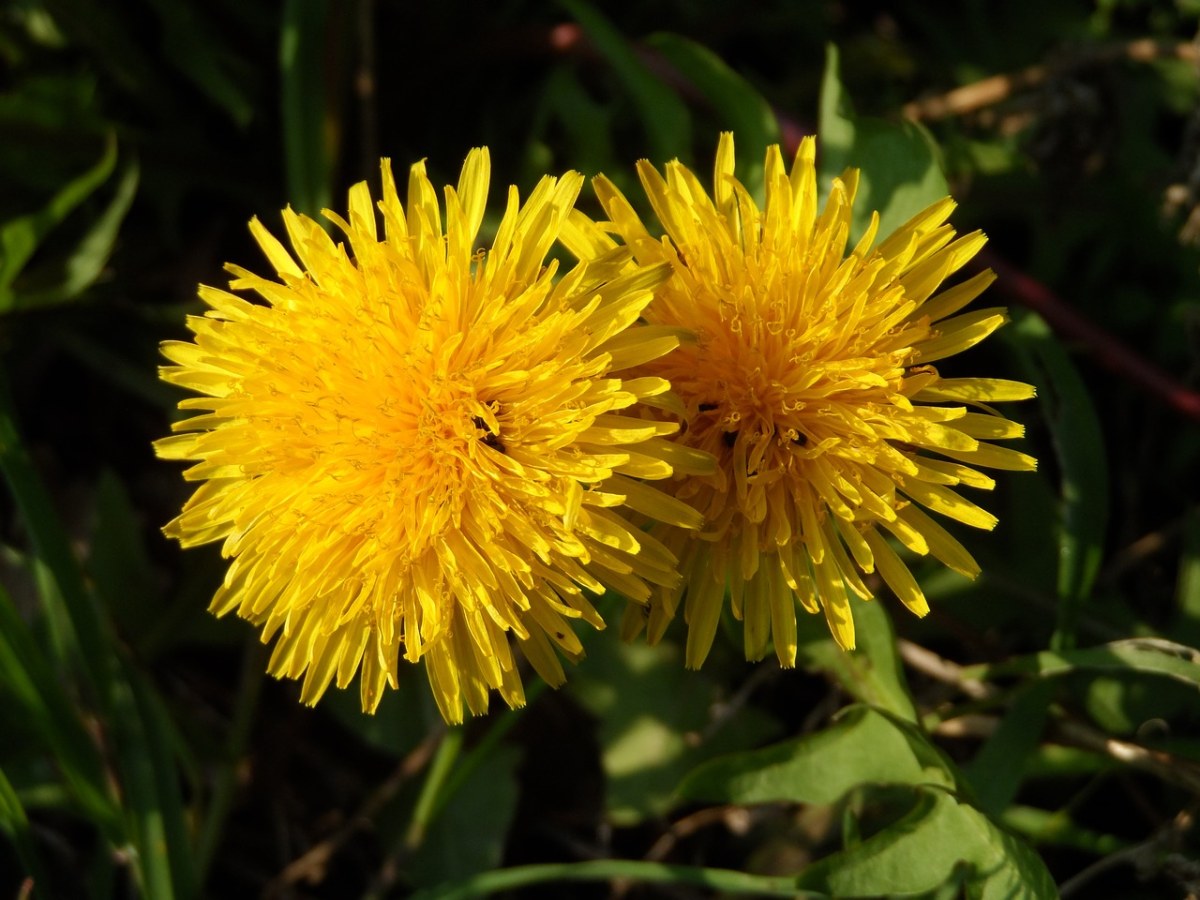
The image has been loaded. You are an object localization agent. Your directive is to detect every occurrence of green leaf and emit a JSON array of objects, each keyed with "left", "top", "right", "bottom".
[
  {"left": 15, "top": 160, "right": 139, "bottom": 309},
  {"left": 643, "top": 32, "right": 780, "bottom": 193},
  {"left": 964, "top": 638, "right": 1200, "bottom": 689},
  {"left": 0, "top": 133, "right": 116, "bottom": 309},
  {"left": 87, "top": 470, "right": 158, "bottom": 653},
  {"left": 796, "top": 787, "right": 1057, "bottom": 899},
  {"left": 280, "top": 0, "right": 332, "bottom": 217},
  {"left": 1175, "top": 506, "right": 1200, "bottom": 646},
  {"left": 142, "top": 0, "right": 255, "bottom": 125},
  {"left": 39, "top": 0, "right": 176, "bottom": 114},
  {"left": 407, "top": 743, "right": 521, "bottom": 888},
  {"left": 818, "top": 44, "right": 949, "bottom": 242},
  {"left": 0, "top": 584, "right": 122, "bottom": 842},
  {"left": 1008, "top": 312, "right": 1109, "bottom": 650},
  {"left": 797, "top": 599, "right": 919, "bottom": 723},
  {"left": 0, "top": 372, "right": 115, "bottom": 707},
  {"left": 0, "top": 764, "right": 52, "bottom": 899},
  {"left": 678, "top": 706, "right": 955, "bottom": 806},
  {"left": 963, "top": 680, "right": 1055, "bottom": 817},
  {"left": 569, "top": 635, "right": 779, "bottom": 824},
  {"left": 0, "top": 377, "right": 194, "bottom": 895},
  {"left": 532, "top": 68, "right": 617, "bottom": 178},
  {"left": 557, "top": 0, "right": 691, "bottom": 164},
  {"left": 1001, "top": 804, "right": 1130, "bottom": 856},
  {"left": 108, "top": 664, "right": 197, "bottom": 900}
]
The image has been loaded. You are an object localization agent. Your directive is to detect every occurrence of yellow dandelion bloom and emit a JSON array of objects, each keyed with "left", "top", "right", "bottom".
[
  {"left": 156, "top": 149, "right": 710, "bottom": 723},
  {"left": 566, "top": 133, "right": 1036, "bottom": 667}
]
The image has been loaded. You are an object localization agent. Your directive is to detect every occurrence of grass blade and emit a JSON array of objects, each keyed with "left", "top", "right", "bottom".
[
  {"left": 0, "top": 584, "right": 122, "bottom": 842},
  {"left": 280, "top": 0, "right": 332, "bottom": 217},
  {"left": 0, "top": 371, "right": 115, "bottom": 706},
  {"left": 1008, "top": 311, "right": 1109, "bottom": 650},
  {"left": 0, "top": 133, "right": 117, "bottom": 309},
  {"left": 0, "top": 764, "right": 52, "bottom": 899}
]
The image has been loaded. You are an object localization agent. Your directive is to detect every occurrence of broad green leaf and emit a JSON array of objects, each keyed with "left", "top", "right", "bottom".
[
  {"left": 818, "top": 44, "right": 948, "bottom": 243},
  {"left": 798, "top": 599, "right": 919, "bottom": 723},
  {"left": 1175, "top": 506, "right": 1200, "bottom": 646},
  {"left": 796, "top": 787, "right": 1057, "bottom": 899},
  {"left": 644, "top": 32, "right": 780, "bottom": 193},
  {"left": 570, "top": 636, "right": 779, "bottom": 824},
  {"left": 963, "top": 680, "right": 1055, "bottom": 817},
  {"left": 964, "top": 638, "right": 1200, "bottom": 689},
  {"left": 1008, "top": 311, "right": 1109, "bottom": 650},
  {"left": 281, "top": 0, "right": 332, "bottom": 217},
  {"left": 558, "top": 0, "right": 691, "bottom": 164},
  {"left": 678, "top": 706, "right": 955, "bottom": 806},
  {"left": 407, "top": 744, "right": 522, "bottom": 888},
  {"left": 0, "top": 134, "right": 116, "bottom": 309},
  {"left": 1076, "top": 670, "right": 1200, "bottom": 736}
]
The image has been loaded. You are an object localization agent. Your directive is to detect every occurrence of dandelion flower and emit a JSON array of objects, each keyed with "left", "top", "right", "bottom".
[
  {"left": 570, "top": 133, "right": 1036, "bottom": 666},
  {"left": 156, "top": 149, "right": 709, "bottom": 723}
]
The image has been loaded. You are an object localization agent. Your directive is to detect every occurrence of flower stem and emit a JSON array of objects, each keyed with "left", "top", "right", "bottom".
[{"left": 408, "top": 859, "right": 826, "bottom": 900}]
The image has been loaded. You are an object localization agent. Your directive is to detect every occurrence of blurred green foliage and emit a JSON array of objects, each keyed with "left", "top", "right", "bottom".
[{"left": 3, "top": 0, "right": 1200, "bottom": 897}]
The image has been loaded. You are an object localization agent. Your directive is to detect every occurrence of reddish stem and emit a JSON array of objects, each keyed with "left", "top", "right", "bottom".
[{"left": 979, "top": 249, "right": 1200, "bottom": 422}]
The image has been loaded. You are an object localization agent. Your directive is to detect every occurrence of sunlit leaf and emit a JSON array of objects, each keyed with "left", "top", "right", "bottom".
[
  {"left": 679, "top": 705, "right": 955, "bottom": 806},
  {"left": 796, "top": 787, "right": 1057, "bottom": 899},
  {"left": 570, "top": 635, "right": 779, "bottom": 824},
  {"left": 1002, "top": 804, "right": 1129, "bottom": 856},
  {"left": 965, "top": 638, "right": 1200, "bottom": 689},
  {"left": 798, "top": 599, "right": 919, "bottom": 723},
  {"left": 818, "top": 44, "right": 948, "bottom": 242}
]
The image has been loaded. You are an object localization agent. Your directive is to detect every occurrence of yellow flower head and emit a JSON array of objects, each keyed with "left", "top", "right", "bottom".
[
  {"left": 156, "top": 149, "right": 708, "bottom": 723},
  {"left": 573, "top": 133, "right": 1036, "bottom": 667}
]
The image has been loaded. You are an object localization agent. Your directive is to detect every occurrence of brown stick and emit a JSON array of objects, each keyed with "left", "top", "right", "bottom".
[
  {"left": 267, "top": 727, "right": 444, "bottom": 892},
  {"left": 904, "top": 39, "right": 1200, "bottom": 122}
]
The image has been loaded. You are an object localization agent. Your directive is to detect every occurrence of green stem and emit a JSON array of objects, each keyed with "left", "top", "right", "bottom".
[
  {"left": 404, "top": 726, "right": 463, "bottom": 850},
  {"left": 408, "top": 859, "right": 828, "bottom": 900},
  {"left": 431, "top": 678, "right": 547, "bottom": 823}
]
